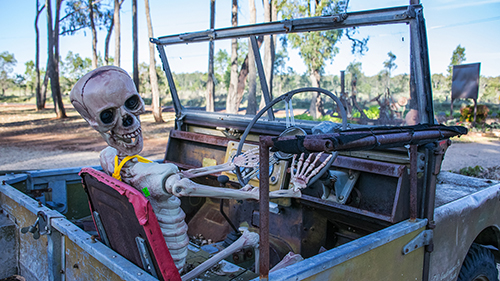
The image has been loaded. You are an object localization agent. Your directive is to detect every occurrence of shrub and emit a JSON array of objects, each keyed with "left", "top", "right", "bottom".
[
  {"left": 458, "top": 166, "right": 484, "bottom": 177},
  {"left": 460, "top": 105, "right": 489, "bottom": 123}
]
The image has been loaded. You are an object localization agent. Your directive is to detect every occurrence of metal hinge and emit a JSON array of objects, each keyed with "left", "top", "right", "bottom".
[
  {"left": 21, "top": 210, "right": 64, "bottom": 239},
  {"left": 403, "top": 230, "right": 433, "bottom": 255},
  {"left": 136, "top": 237, "right": 159, "bottom": 278}
]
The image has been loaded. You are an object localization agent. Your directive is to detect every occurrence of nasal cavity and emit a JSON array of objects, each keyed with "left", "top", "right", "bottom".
[{"left": 122, "top": 115, "right": 134, "bottom": 127}]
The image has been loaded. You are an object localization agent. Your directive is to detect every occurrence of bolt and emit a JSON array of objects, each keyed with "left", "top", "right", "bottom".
[
  {"left": 60, "top": 270, "right": 65, "bottom": 274},
  {"left": 73, "top": 264, "right": 79, "bottom": 269},
  {"left": 246, "top": 250, "right": 253, "bottom": 258},
  {"left": 405, "top": 248, "right": 409, "bottom": 253},
  {"left": 137, "top": 272, "right": 142, "bottom": 276},
  {"left": 91, "top": 235, "right": 97, "bottom": 243},
  {"left": 420, "top": 155, "right": 425, "bottom": 161},
  {"left": 2, "top": 180, "right": 5, "bottom": 185},
  {"left": 233, "top": 254, "right": 239, "bottom": 262},
  {"left": 339, "top": 195, "right": 344, "bottom": 200},
  {"left": 38, "top": 201, "right": 43, "bottom": 207}
]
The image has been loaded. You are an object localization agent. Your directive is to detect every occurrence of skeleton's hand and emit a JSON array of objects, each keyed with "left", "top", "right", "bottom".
[
  {"left": 290, "top": 152, "right": 333, "bottom": 191},
  {"left": 179, "top": 148, "right": 259, "bottom": 179},
  {"left": 233, "top": 147, "right": 259, "bottom": 168}
]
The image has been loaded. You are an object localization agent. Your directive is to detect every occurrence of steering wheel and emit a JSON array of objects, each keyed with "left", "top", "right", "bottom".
[{"left": 235, "top": 87, "right": 347, "bottom": 186}]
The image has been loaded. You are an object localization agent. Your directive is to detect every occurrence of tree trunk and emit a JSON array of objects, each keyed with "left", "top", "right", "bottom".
[
  {"left": 226, "top": 0, "right": 238, "bottom": 114},
  {"left": 46, "top": 0, "right": 66, "bottom": 118},
  {"left": 206, "top": 0, "right": 216, "bottom": 112},
  {"left": 89, "top": 0, "right": 98, "bottom": 69},
  {"left": 259, "top": 0, "right": 275, "bottom": 110},
  {"left": 114, "top": 0, "right": 122, "bottom": 67},
  {"left": 35, "top": 0, "right": 44, "bottom": 110},
  {"left": 104, "top": 14, "right": 114, "bottom": 65},
  {"left": 41, "top": 67, "right": 48, "bottom": 105},
  {"left": 246, "top": 0, "right": 257, "bottom": 115},
  {"left": 309, "top": 70, "right": 322, "bottom": 119},
  {"left": 144, "top": 0, "right": 163, "bottom": 122},
  {"left": 237, "top": 36, "right": 263, "bottom": 113},
  {"left": 132, "top": 0, "right": 139, "bottom": 91},
  {"left": 235, "top": 38, "right": 262, "bottom": 108}
]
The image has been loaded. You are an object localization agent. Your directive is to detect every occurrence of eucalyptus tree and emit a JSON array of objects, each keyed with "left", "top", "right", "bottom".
[
  {"left": 46, "top": 0, "right": 67, "bottom": 118},
  {"left": 383, "top": 51, "right": 397, "bottom": 89},
  {"left": 226, "top": 0, "right": 239, "bottom": 114},
  {"left": 35, "top": 0, "right": 46, "bottom": 109},
  {"left": 144, "top": 0, "right": 163, "bottom": 122},
  {"left": 278, "top": 0, "right": 367, "bottom": 119},
  {"left": 447, "top": 44, "right": 466, "bottom": 76},
  {"left": 61, "top": 0, "right": 112, "bottom": 69},
  {"left": 0, "top": 51, "right": 17, "bottom": 96},
  {"left": 279, "top": 0, "right": 343, "bottom": 119}
]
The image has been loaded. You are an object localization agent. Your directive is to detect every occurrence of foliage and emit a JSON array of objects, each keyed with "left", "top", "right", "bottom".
[
  {"left": 60, "top": 0, "right": 112, "bottom": 36},
  {"left": 0, "top": 51, "right": 17, "bottom": 95},
  {"left": 62, "top": 51, "right": 92, "bottom": 81},
  {"left": 279, "top": 0, "right": 342, "bottom": 75},
  {"left": 447, "top": 44, "right": 466, "bottom": 76},
  {"left": 351, "top": 105, "right": 380, "bottom": 119},
  {"left": 383, "top": 52, "right": 397, "bottom": 75},
  {"left": 294, "top": 112, "right": 342, "bottom": 123},
  {"left": 458, "top": 165, "right": 484, "bottom": 177},
  {"left": 460, "top": 105, "right": 490, "bottom": 123},
  {"left": 213, "top": 41, "right": 248, "bottom": 91}
]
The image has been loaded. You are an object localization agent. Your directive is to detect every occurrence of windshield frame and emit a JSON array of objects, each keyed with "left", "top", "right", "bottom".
[{"left": 151, "top": 4, "right": 434, "bottom": 129}]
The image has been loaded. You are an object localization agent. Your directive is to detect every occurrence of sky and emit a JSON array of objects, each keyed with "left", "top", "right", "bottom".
[{"left": 1, "top": 0, "right": 499, "bottom": 79}]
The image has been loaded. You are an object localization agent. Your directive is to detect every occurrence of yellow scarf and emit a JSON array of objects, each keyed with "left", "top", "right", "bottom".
[{"left": 112, "top": 155, "right": 153, "bottom": 181}]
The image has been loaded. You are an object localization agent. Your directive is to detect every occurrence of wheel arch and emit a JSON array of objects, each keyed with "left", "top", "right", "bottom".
[{"left": 473, "top": 225, "right": 500, "bottom": 263}]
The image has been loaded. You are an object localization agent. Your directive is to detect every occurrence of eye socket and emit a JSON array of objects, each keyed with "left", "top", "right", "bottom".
[
  {"left": 100, "top": 109, "right": 114, "bottom": 124},
  {"left": 125, "top": 95, "right": 140, "bottom": 110}
]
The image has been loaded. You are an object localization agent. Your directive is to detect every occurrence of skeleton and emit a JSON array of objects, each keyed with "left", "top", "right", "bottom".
[{"left": 70, "top": 66, "right": 332, "bottom": 273}]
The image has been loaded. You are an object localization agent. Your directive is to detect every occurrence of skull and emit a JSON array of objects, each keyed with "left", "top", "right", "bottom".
[{"left": 70, "top": 66, "right": 145, "bottom": 156}]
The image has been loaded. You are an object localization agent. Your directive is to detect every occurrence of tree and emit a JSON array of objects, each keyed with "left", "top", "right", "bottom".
[
  {"left": 206, "top": 0, "right": 216, "bottom": 112},
  {"left": 132, "top": 0, "right": 139, "bottom": 91},
  {"left": 383, "top": 51, "right": 397, "bottom": 89},
  {"left": 103, "top": 8, "right": 114, "bottom": 65},
  {"left": 279, "top": 0, "right": 343, "bottom": 119},
  {"left": 35, "top": 0, "right": 46, "bottom": 109},
  {"left": 0, "top": 51, "right": 17, "bottom": 96},
  {"left": 259, "top": 0, "right": 278, "bottom": 110},
  {"left": 114, "top": 0, "right": 124, "bottom": 67},
  {"left": 246, "top": 0, "right": 258, "bottom": 115},
  {"left": 226, "top": 0, "right": 239, "bottom": 114},
  {"left": 46, "top": 0, "right": 67, "bottom": 118},
  {"left": 61, "top": 0, "right": 111, "bottom": 69},
  {"left": 447, "top": 44, "right": 466, "bottom": 76},
  {"left": 62, "top": 51, "right": 92, "bottom": 82},
  {"left": 144, "top": 0, "right": 163, "bottom": 122},
  {"left": 215, "top": 49, "right": 230, "bottom": 85}
]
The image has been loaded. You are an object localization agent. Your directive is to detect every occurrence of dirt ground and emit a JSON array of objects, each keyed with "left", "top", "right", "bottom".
[{"left": 1, "top": 105, "right": 499, "bottom": 176}]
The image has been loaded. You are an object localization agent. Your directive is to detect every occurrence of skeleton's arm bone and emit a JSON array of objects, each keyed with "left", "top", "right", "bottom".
[
  {"left": 169, "top": 177, "right": 260, "bottom": 200},
  {"left": 166, "top": 175, "right": 302, "bottom": 200},
  {"left": 180, "top": 162, "right": 233, "bottom": 179},
  {"left": 181, "top": 229, "right": 259, "bottom": 281}
]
